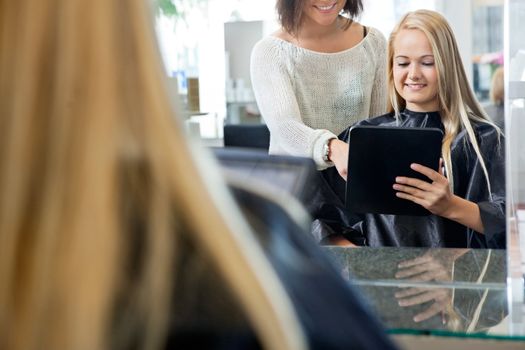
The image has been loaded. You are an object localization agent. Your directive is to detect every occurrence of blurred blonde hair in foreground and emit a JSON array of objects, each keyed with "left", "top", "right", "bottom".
[{"left": 0, "top": 0, "right": 305, "bottom": 349}]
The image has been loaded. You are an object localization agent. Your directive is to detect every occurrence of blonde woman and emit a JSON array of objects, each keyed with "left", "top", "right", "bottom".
[
  {"left": 0, "top": 0, "right": 395, "bottom": 349},
  {"left": 326, "top": 10, "right": 505, "bottom": 248}
]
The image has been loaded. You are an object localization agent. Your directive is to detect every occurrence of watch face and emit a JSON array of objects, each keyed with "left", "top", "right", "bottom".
[{"left": 323, "top": 143, "right": 330, "bottom": 161}]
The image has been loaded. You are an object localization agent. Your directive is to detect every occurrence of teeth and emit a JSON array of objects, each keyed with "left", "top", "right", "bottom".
[
  {"left": 407, "top": 85, "right": 425, "bottom": 89},
  {"left": 317, "top": 4, "right": 335, "bottom": 10}
]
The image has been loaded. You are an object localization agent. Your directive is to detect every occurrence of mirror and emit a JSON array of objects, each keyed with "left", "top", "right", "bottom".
[
  {"left": 154, "top": 0, "right": 505, "bottom": 138},
  {"left": 506, "top": 0, "right": 525, "bottom": 335},
  {"left": 154, "top": 0, "right": 520, "bottom": 338}
]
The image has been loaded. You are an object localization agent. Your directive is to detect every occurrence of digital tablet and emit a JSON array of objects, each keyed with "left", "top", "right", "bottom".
[{"left": 345, "top": 125, "right": 443, "bottom": 216}]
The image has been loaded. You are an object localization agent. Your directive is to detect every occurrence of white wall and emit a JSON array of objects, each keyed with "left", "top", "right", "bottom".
[
  {"left": 361, "top": 0, "right": 436, "bottom": 38},
  {"left": 437, "top": 0, "right": 474, "bottom": 84},
  {"left": 224, "top": 21, "right": 264, "bottom": 85},
  {"left": 156, "top": 0, "right": 478, "bottom": 117}
]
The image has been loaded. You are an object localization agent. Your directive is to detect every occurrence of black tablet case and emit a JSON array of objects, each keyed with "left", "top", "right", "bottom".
[{"left": 345, "top": 126, "right": 443, "bottom": 216}]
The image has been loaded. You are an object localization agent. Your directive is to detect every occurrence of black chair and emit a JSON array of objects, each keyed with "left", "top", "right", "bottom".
[
  {"left": 213, "top": 147, "right": 317, "bottom": 206},
  {"left": 223, "top": 124, "right": 270, "bottom": 150},
  {"left": 225, "top": 179, "right": 397, "bottom": 350}
]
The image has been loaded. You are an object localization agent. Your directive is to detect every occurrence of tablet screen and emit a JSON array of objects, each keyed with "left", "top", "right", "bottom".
[{"left": 345, "top": 126, "right": 443, "bottom": 216}]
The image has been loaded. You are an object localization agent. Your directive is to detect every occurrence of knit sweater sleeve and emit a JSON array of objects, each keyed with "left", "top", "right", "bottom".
[
  {"left": 250, "top": 39, "right": 337, "bottom": 169},
  {"left": 367, "top": 28, "right": 388, "bottom": 118}
]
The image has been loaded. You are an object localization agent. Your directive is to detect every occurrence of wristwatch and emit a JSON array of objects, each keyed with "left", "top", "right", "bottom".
[{"left": 323, "top": 138, "right": 334, "bottom": 162}]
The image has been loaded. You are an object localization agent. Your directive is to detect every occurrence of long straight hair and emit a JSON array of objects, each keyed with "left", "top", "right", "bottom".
[
  {"left": 0, "top": 0, "right": 305, "bottom": 349},
  {"left": 387, "top": 9, "right": 500, "bottom": 193}
]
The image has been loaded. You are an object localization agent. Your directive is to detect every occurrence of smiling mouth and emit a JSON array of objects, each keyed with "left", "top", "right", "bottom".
[
  {"left": 315, "top": 3, "right": 337, "bottom": 12},
  {"left": 405, "top": 83, "right": 427, "bottom": 90}
]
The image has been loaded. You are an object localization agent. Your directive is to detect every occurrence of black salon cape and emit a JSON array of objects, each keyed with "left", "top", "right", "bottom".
[
  {"left": 314, "top": 110, "right": 505, "bottom": 249},
  {"left": 166, "top": 185, "right": 397, "bottom": 350}
]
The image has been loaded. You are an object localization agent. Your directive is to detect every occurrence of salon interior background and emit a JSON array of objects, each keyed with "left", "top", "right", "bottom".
[{"left": 155, "top": 0, "right": 503, "bottom": 136}]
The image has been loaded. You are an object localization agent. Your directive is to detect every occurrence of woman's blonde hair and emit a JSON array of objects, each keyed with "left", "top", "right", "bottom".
[
  {"left": 387, "top": 9, "right": 500, "bottom": 193},
  {"left": 0, "top": 0, "right": 305, "bottom": 349}
]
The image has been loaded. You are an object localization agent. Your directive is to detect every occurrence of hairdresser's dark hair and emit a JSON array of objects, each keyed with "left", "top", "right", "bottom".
[{"left": 276, "top": 0, "right": 363, "bottom": 35}]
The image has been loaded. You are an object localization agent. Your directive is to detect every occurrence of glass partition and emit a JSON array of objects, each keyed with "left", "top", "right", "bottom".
[
  {"left": 505, "top": 0, "right": 525, "bottom": 336},
  {"left": 153, "top": 0, "right": 525, "bottom": 340},
  {"left": 325, "top": 247, "right": 514, "bottom": 338}
]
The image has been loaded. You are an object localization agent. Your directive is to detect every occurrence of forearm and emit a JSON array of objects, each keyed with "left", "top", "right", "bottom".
[
  {"left": 443, "top": 195, "right": 485, "bottom": 233},
  {"left": 251, "top": 46, "right": 337, "bottom": 167},
  {"left": 266, "top": 118, "right": 336, "bottom": 167}
]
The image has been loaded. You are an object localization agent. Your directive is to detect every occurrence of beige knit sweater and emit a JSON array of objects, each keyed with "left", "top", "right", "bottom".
[{"left": 250, "top": 27, "right": 387, "bottom": 169}]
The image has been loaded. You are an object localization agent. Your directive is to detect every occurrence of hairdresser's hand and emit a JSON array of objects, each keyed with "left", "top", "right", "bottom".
[
  {"left": 393, "top": 159, "right": 454, "bottom": 217},
  {"left": 329, "top": 139, "right": 349, "bottom": 181}
]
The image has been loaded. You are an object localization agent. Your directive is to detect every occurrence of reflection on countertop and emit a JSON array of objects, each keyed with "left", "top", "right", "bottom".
[{"left": 324, "top": 247, "right": 512, "bottom": 338}]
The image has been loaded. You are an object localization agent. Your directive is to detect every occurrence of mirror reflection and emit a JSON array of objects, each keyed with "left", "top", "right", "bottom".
[
  {"left": 154, "top": 0, "right": 506, "bottom": 249},
  {"left": 154, "top": 0, "right": 510, "bottom": 337},
  {"left": 326, "top": 247, "right": 507, "bottom": 334}
]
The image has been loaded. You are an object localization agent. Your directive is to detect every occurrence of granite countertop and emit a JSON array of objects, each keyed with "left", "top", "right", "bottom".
[{"left": 324, "top": 247, "right": 509, "bottom": 337}]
